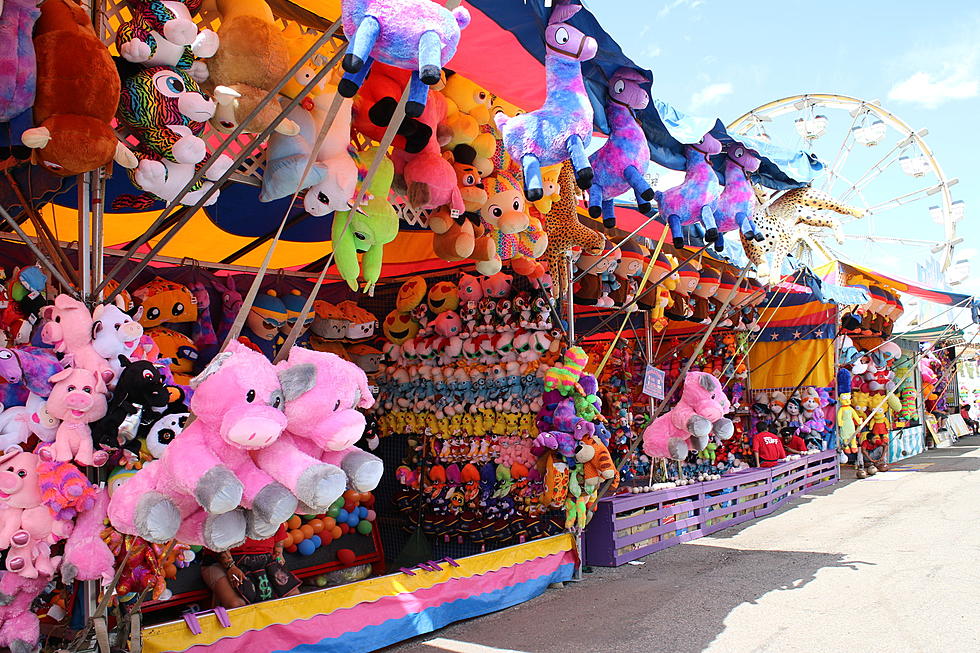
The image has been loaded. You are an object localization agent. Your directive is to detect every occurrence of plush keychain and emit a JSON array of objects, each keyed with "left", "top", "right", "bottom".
[
  {"left": 588, "top": 68, "right": 654, "bottom": 227},
  {"left": 21, "top": 0, "right": 137, "bottom": 176},
  {"left": 494, "top": 1, "right": 597, "bottom": 200}
]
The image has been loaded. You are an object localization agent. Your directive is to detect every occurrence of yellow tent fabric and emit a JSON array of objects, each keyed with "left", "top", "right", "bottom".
[{"left": 749, "top": 338, "right": 835, "bottom": 389}]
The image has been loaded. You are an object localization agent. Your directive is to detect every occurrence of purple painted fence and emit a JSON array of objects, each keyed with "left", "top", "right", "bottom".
[{"left": 585, "top": 451, "right": 839, "bottom": 566}]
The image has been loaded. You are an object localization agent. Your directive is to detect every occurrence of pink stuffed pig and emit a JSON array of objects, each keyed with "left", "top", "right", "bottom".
[
  {"left": 109, "top": 341, "right": 302, "bottom": 549},
  {"left": 254, "top": 348, "right": 383, "bottom": 499},
  {"left": 0, "top": 571, "right": 52, "bottom": 653},
  {"left": 40, "top": 294, "right": 113, "bottom": 382},
  {"left": 0, "top": 449, "right": 66, "bottom": 578},
  {"left": 45, "top": 368, "right": 109, "bottom": 467}
]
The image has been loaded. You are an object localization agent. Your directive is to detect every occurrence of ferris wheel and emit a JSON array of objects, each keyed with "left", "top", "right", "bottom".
[{"left": 727, "top": 94, "right": 964, "bottom": 278}]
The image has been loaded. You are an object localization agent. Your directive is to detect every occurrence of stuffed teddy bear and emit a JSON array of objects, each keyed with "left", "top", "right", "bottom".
[
  {"left": 0, "top": 0, "right": 41, "bottom": 123},
  {"left": 333, "top": 148, "right": 399, "bottom": 293},
  {"left": 338, "top": 0, "right": 471, "bottom": 118},
  {"left": 587, "top": 68, "right": 654, "bottom": 227},
  {"left": 494, "top": 2, "right": 596, "bottom": 200},
  {"left": 21, "top": 0, "right": 137, "bottom": 176},
  {"left": 116, "top": 0, "right": 219, "bottom": 82},
  {"left": 205, "top": 0, "right": 298, "bottom": 136}
]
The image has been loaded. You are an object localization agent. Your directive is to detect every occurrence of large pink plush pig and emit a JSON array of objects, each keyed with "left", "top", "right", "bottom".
[
  {"left": 40, "top": 294, "right": 113, "bottom": 382},
  {"left": 255, "top": 348, "right": 383, "bottom": 503},
  {"left": 642, "top": 372, "right": 734, "bottom": 462},
  {"left": 108, "top": 341, "right": 304, "bottom": 549},
  {"left": 0, "top": 449, "right": 66, "bottom": 579}
]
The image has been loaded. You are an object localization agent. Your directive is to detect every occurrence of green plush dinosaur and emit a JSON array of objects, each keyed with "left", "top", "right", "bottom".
[{"left": 332, "top": 147, "right": 399, "bottom": 293}]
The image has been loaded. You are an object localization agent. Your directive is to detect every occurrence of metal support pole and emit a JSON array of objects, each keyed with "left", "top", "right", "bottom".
[
  {"left": 566, "top": 255, "right": 575, "bottom": 343},
  {"left": 78, "top": 172, "right": 91, "bottom": 298},
  {"left": 92, "top": 168, "right": 105, "bottom": 299},
  {"left": 644, "top": 309, "right": 655, "bottom": 416}
]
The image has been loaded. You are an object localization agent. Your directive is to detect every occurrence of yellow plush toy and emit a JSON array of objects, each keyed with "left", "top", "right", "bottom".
[{"left": 837, "top": 393, "right": 860, "bottom": 454}]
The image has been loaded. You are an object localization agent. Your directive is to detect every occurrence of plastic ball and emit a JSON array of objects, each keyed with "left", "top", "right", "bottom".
[
  {"left": 287, "top": 515, "right": 302, "bottom": 530},
  {"left": 358, "top": 492, "right": 372, "bottom": 504},
  {"left": 297, "top": 539, "right": 316, "bottom": 556},
  {"left": 311, "top": 535, "right": 322, "bottom": 547},
  {"left": 323, "top": 517, "right": 336, "bottom": 530},
  {"left": 321, "top": 531, "right": 334, "bottom": 546},
  {"left": 300, "top": 524, "right": 315, "bottom": 539},
  {"left": 337, "top": 509, "right": 349, "bottom": 522},
  {"left": 315, "top": 575, "right": 328, "bottom": 588},
  {"left": 327, "top": 507, "right": 340, "bottom": 518},
  {"left": 346, "top": 514, "right": 359, "bottom": 527},
  {"left": 331, "top": 526, "right": 342, "bottom": 539},
  {"left": 301, "top": 514, "right": 315, "bottom": 521},
  {"left": 289, "top": 528, "right": 304, "bottom": 544},
  {"left": 343, "top": 501, "right": 356, "bottom": 512},
  {"left": 331, "top": 497, "right": 345, "bottom": 510},
  {"left": 285, "top": 544, "right": 298, "bottom": 554},
  {"left": 309, "top": 518, "right": 324, "bottom": 534},
  {"left": 337, "top": 548, "right": 356, "bottom": 566},
  {"left": 366, "top": 510, "right": 376, "bottom": 522},
  {"left": 357, "top": 506, "right": 368, "bottom": 519},
  {"left": 343, "top": 490, "right": 358, "bottom": 503},
  {"left": 340, "top": 523, "right": 350, "bottom": 535},
  {"left": 356, "top": 520, "right": 373, "bottom": 535}
]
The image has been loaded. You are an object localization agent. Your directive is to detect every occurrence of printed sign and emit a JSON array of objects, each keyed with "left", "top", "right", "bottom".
[{"left": 642, "top": 365, "right": 665, "bottom": 399}]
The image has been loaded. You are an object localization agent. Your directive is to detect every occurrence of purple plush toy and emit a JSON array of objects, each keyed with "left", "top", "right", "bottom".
[
  {"left": 712, "top": 141, "right": 764, "bottom": 251},
  {"left": 338, "top": 0, "right": 470, "bottom": 118},
  {"left": 494, "top": 1, "right": 598, "bottom": 202},
  {"left": 588, "top": 67, "right": 655, "bottom": 228},
  {"left": 654, "top": 132, "right": 723, "bottom": 248},
  {"left": 0, "top": 0, "right": 41, "bottom": 123}
]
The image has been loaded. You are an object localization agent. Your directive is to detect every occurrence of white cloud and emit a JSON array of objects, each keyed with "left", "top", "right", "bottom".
[
  {"left": 887, "top": 41, "right": 978, "bottom": 109},
  {"left": 657, "top": 0, "right": 705, "bottom": 19},
  {"left": 689, "top": 82, "right": 733, "bottom": 111}
]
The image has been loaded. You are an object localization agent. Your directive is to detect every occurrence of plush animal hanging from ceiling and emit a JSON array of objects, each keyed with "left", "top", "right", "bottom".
[
  {"left": 541, "top": 161, "right": 605, "bottom": 297},
  {"left": 133, "top": 277, "right": 199, "bottom": 329},
  {"left": 332, "top": 148, "right": 400, "bottom": 294},
  {"left": 205, "top": 0, "right": 298, "bottom": 135},
  {"left": 115, "top": 0, "right": 219, "bottom": 83},
  {"left": 587, "top": 68, "right": 654, "bottom": 228},
  {"left": 21, "top": 0, "right": 137, "bottom": 176},
  {"left": 654, "top": 132, "right": 723, "bottom": 248},
  {"left": 494, "top": 1, "right": 597, "bottom": 202},
  {"left": 476, "top": 172, "right": 548, "bottom": 278},
  {"left": 0, "top": 0, "right": 41, "bottom": 123},
  {"left": 713, "top": 141, "right": 764, "bottom": 251},
  {"left": 337, "top": 0, "right": 471, "bottom": 118}
]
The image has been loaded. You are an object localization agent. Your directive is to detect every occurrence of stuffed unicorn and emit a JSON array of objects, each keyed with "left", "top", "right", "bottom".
[
  {"left": 338, "top": 0, "right": 470, "bottom": 117},
  {"left": 588, "top": 68, "right": 654, "bottom": 228},
  {"left": 655, "top": 132, "right": 724, "bottom": 248},
  {"left": 494, "top": 1, "right": 597, "bottom": 201},
  {"left": 713, "top": 141, "right": 764, "bottom": 251}
]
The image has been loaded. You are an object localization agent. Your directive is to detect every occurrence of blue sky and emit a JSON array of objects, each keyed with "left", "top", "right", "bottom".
[{"left": 586, "top": 0, "right": 978, "bottom": 295}]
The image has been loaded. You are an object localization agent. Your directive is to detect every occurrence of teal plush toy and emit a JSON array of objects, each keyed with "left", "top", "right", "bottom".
[{"left": 332, "top": 147, "right": 399, "bottom": 294}]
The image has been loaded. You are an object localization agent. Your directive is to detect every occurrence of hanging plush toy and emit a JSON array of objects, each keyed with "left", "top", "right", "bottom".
[
  {"left": 654, "top": 132, "right": 723, "bottom": 248},
  {"left": 40, "top": 295, "right": 113, "bottom": 382},
  {"left": 133, "top": 277, "right": 199, "bottom": 328},
  {"left": 542, "top": 161, "right": 606, "bottom": 297},
  {"left": 333, "top": 148, "right": 399, "bottom": 294},
  {"left": 338, "top": 0, "right": 471, "bottom": 117},
  {"left": 21, "top": 0, "right": 137, "bottom": 176},
  {"left": 116, "top": 0, "right": 219, "bottom": 82},
  {"left": 148, "top": 327, "right": 198, "bottom": 384},
  {"left": 713, "top": 141, "right": 763, "bottom": 251},
  {"left": 92, "top": 302, "right": 145, "bottom": 387},
  {"left": 94, "top": 357, "right": 172, "bottom": 453},
  {"left": 0, "top": 0, "right": 41, "bottom": 123},
  {"left": 494, "top": 1, "right": 597, "bottom": 200},
  {"left": 205, "top": 0, "right": 298, "bottom": 135},
  {"left": 642, "top": 372, "right": 733, "bottom": 462},
  {"left": 241, "top": 290, "right": 288, "bottom": 359},
  {"left": 587, "top": 68, "right": 654, "bottom": 227},
  {"left": 280, "top": 289, "right": 314, "bottom": 348},
  {"left": 476, "top": 173, "right": 548, "bottom": 277},
  {"left": 46, "top": 368, "right": 110, "bottom": 466}
]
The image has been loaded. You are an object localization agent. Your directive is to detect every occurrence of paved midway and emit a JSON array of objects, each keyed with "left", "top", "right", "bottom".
[{"left": 387, "top": 437, "right": 980, "bottom": 653}]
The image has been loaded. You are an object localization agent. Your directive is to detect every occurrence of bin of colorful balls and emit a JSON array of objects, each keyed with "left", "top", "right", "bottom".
[{"left": 283, "top": 490, "right": 377, "bottom": 556}]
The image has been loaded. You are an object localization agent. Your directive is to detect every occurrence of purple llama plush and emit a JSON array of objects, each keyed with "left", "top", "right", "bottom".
[
  {"left": 0, "top": 0, "right": 41, "bottom": 123},
  {"left": 588, "top": 67, "right": 654, "bottom": 228},
  {"left": 654, "top": 132, "right": 723, "bottom": 249},
  {"left": 712, "top": 141, "right": 764, "bottom": 251},
  {"left": 338, "top": 0, "right": 470, "bottom": 118},
  {"left": 494, "top": 1, "right": 598, "bottom": 202}
]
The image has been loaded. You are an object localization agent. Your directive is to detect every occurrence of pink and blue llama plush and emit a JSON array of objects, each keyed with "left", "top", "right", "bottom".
[
  {"left": 338, "top": 0, "right": 470, "bottom": 118},
  {"left": 494, "top": 1, "right": 598, "bottom": 202},
  {"left": 712, "top": 141, "right": 764, "bottom": 251},
  {"left": 0, "top": 0, "right": 41, "bottom": 123},
  {"left": 654, "top": 132, "right": 723, "bottom": 249},
  {"left": 587, "top": 68, "right": 655, "bottom": 228}
]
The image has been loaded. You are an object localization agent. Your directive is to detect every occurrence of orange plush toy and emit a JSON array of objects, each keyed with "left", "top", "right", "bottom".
[{"left": 22, "top": 0, "right": 136, "bottom": 176}]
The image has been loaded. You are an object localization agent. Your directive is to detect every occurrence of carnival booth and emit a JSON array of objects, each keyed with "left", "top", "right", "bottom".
[{"left": 0, "top": 0, "right": 932, "bottom": 650}]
